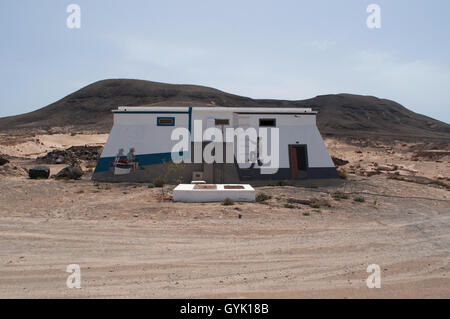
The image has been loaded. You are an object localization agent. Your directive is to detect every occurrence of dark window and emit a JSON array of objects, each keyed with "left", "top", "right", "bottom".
[
  {"left": 215, "top": 119, "right": 230, "bottom": 125},
  {"left": 259, "top": 118, "right": 276, "bottom": 127},
  {"left": 157, "top": 117, "right": 175, "bottom": 126}
]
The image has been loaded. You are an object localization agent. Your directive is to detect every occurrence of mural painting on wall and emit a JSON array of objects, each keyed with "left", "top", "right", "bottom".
[{"left": 109, "top": 148, "right": 139, "bottom": 175}]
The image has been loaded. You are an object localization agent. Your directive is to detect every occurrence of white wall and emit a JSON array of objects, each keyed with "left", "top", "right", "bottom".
[
  {"left": 278, "top": 125, "right": 334, "bottom": 168},
  {"left": 102, "top": 110, "right": 334, "bottom": 169},
  {"left": 232, "top": 113, "right": 333, "bottom": 168},
  {"left": 102, "top": 113, "right": 189, "bottom": 157}
]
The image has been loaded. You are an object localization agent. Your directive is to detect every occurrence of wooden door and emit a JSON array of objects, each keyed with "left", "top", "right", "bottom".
[{"left": 289, "top": 145, "right": 299, "bottom": 179}]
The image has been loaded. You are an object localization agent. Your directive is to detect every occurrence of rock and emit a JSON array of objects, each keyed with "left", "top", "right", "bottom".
[
  {"left": 54, "top": 166, "right": 83, "bottom": 180},
  {"left": 29, "top": 166, "right": 50, "bottom": 179},
  {"left": 377, "top": 164, "right": 398, "bottom": 171},
  {"left": 365, "top": 171, "right": 377, "bottom": 177},
  {"left": 355, "top": 169, "right": 365, "bottom": 176},
  {"left": 55, "top": 156, "right": 65, "bottom": 164},
  {"left": 36, "top": 146, "right": 103, "bottom": 165},
  {"left": 0, "top": 156, "right": 9, "bottom": 166},
  {"left": 332, "top": 156, "right": 349, "bottom": 167},
  {"left": 412, "top": 150, "right": 450, "bottom": 162}
]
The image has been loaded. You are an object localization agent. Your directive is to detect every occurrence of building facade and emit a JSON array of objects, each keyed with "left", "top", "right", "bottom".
[{"left": 92, "top": 106, "right": 338, "bottom": 183}]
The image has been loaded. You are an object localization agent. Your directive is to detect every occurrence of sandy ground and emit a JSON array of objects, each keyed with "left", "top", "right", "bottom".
[
  {"left": 0, "top": 134, "right": 449, "bottom": 298},
  {"left": 325, "top": 138, "right": 449, "bottom": 180},
  {"left": 0, "top": 133, "right": 108, "bottom": 158}
]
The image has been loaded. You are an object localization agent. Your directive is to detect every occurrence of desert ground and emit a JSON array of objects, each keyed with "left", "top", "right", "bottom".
[{"left": 0, "top": 133, "right": 449, "bottom": 298}]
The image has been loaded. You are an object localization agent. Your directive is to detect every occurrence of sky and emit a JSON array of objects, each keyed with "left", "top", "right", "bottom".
[{"left": 0, "top": 0, "right": 449, "bottom": 123}]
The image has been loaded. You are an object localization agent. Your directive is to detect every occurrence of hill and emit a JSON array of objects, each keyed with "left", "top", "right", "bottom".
[{"left": 0, "top": 79, "right": 449, "bottom": 141}]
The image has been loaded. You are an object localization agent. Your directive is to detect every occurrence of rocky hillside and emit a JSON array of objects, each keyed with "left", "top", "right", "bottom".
[{"left": 0, "top": 79, "right": 448, "bottom": 141}]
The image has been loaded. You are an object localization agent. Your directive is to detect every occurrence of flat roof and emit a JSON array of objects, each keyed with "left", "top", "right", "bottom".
[{"left": 114, "top": 106, "right": 315, "bottom": 114}]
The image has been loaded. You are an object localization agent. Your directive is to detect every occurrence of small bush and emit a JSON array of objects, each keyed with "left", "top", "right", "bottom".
[
  {"left": 148, "top": 183, "right": 155, "bottom": 188},
  {"left": 284, "top": 203, "right": 296, "bottom": 209},
  {"left": 153, "top": 177, "right": 165, "bottom": 188},
  {"left": 332, "top": 192, "right": 349, "bottom": 200},
  {"left": 303, "top": 212, "right": 310, "bottom": 216},
  {"left": 309, "top": 199, "right": 331, "bottom": 208},
  {"left": 279, "top": 180, "right": 288, "bottom": 186},
  {"left": 337, "top": 169, "right": 347, "bottom": 180},
  {"left": 353, "top": 196, "right": 365, "bottom": 203},
  {"left": 256, "top": 193, "right": 272, "bottom": 202},
  {"left": 222, "top": 197, "right": 235, "bottom": 206}
]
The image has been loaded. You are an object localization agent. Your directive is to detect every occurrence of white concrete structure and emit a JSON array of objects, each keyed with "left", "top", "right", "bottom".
[
  {"left": 93, "top": 106, "right": 338, "bottom": 183},
  {"left": 173, "top": 184, "right": 255, "bottom": 202}
]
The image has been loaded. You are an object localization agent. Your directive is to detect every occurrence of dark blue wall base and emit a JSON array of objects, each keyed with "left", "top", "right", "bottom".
[
  {"left": 93, "top": 155, "right": 339, "bottom": 182},
  {"left": 306, "top": 167, "right": 339, "bottom": 179},
  {"left": 237, "top": 167, "right": 338, "bottom": 181}
]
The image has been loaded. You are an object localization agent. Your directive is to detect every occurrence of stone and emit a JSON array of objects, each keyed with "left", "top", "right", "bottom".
[
  {"left": 29, "top": 166, "right": 50, "bottom": 179},
  {"left": 332, "top": 156, "right": 349, "bottom": 167},
  {"left": 377, "top": 164, "right": 398, "bottom": 171},
  {"left": 54, "top": 166, "right": 83, "bottom": 180},
  {"left": 0, "top": 156, "right": 9, "bottom": 166},
  {"left": 36, "top": 146, "right": 102, "bottom": 165},
  {"left": 364, "top": 170, "right": 381, "bottom": 177}
]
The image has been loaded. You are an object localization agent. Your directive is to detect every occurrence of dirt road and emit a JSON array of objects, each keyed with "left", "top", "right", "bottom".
[{"left": 0, "top": 175, "right": 449, "bottom": 298}]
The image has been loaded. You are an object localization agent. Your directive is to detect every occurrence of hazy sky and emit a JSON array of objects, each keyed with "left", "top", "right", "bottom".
[{"left": 1, "top": 0, "right": 449, "bottom": 123}]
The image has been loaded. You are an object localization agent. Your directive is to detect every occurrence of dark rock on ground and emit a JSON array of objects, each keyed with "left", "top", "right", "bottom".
[
  {"left": 377, "top": 164, "right": 399, "bottom": 171},
  {"left": 0, "top": 156, "right": 9, "bottom": 166},
  {"left": 29, "top": 166, "right": 50, "bottom": 179},
  {"left": 332, "top": 156, "right": 349, "bottom": 167},
  {"left": 411, "top": 150, "right": 450, "bottom": 162},
  {"left": 36, "top": 145, "right": 103, "bottom": 165},
  {"left": 54, "top": 166, "right": 83, "bottom": 180}
]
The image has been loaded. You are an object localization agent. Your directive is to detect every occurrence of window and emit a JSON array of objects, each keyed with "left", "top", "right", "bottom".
[
  {"left": 215, "top": 119, "right": 230, "bottom": 125},
  {"left": 259, "top": 118, "right": 276, "bottom": 127},
  {"left": 157, "top": 117, "right": 175, "bottom": 126}
]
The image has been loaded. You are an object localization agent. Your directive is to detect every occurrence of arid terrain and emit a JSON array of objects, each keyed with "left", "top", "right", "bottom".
[
  {"left": 0, "top": 133, "right": 448, "bottom": 298},
  {"left": 1, "top": 79, "right": 449, "bottom": 142}
]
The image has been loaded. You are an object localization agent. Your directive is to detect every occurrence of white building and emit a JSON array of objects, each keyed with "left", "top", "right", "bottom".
[{"left": 93, "top": 106, "right": 338, "bottom": 183}]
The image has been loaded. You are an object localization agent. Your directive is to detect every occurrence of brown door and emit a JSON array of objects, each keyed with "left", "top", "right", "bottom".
[
  {"left": 290, "top": 145, "right": 308, "bottom": 179},
  {"left": 289, "top": 145, "right": 299, "bottom": 179}
]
